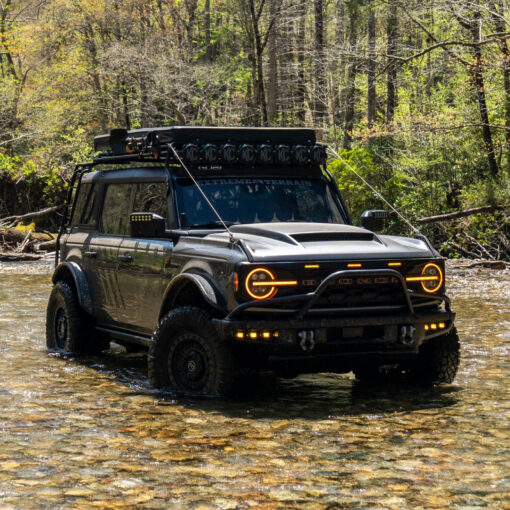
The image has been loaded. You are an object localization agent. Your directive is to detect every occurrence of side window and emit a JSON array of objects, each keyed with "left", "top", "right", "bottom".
[
  {"left": 101, "top": 184, "right": 133, "bottom": 235},
  {"left": 132, "top": 182, "right": 169, "bottom": 226},
  {"left": 71, "top": 183, "right": 98, "bottom": 227}
]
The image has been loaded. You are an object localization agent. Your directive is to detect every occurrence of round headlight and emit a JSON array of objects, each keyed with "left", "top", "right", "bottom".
[
  {"left": 421, "top": 263, "right": 443, "bottom": 293},
  {"left": 245, "top": 268, "right": 277, "bottom": 300}
]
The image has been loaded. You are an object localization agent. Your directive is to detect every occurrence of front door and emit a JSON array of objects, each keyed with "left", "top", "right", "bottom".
[{"left": 117, "top": 182, "right": 172, "bottom": 332}]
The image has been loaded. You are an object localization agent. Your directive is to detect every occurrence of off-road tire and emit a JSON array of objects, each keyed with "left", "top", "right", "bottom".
[
  {"left": 354, "top": 328, "right": 460, "bottom": 386},
  {"left": 148, "top": 306, "right": 237, "bottom": 396},
  {"left": 46, "top": 281, "right": 104, "bottom": 354},
  {"left": 409, "top": 327, "right": 460, "bottom": 385}
]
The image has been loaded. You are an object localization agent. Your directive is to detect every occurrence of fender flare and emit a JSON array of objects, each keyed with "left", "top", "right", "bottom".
[
  {"left": 52, "top": 262, "right": 93, "bottom": 315},
  {"left": 159, "top": 272, "right": 224, "bottom": 320}
]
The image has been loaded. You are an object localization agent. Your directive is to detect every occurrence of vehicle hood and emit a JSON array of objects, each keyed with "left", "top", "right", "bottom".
[{"left": 208, "top": 222, "right": 435, "bottom": 262}]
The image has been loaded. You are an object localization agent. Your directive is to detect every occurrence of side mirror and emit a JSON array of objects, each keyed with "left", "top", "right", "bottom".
[
  {"left": 361, "top": 210, "right": 389, "bottom": 234},
  {"left": 130, "top": 212, "right": 166, "bottom": 238}
]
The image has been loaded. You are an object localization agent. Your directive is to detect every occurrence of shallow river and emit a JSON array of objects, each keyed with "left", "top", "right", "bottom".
[{"left": 0, "top": 261, "right": 509, "bottom": 509}]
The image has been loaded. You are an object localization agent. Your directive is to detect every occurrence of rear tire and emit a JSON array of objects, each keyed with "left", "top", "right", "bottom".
[
  {"left": 46, "top": 281, "right": 105, "bottom": 354},
  {"left": 148, "top": 307, "right": 236, "bottom": 396}
]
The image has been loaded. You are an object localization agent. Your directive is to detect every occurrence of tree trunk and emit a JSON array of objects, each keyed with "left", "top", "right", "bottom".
[
  {"left": 469, "top": 10, "right": 499, "bottom": 178},
  {"left": 267, "top": 0, "right": 279, "bottom": 125},
  {"left": 205, "top": 0, "right": 213, "bottom": 62},
  {"left": 333, "top": 0, "right": 345, "bottom": 125},
  {"left": 313, "top": 0, "right": 327, "bottom": 126},
  {"left": 490, "top": 0, "right": 510, "bottom": 175},
  {"left": 343, "top": 2, "right": 358, "bottom": 149},
  {"left": 367, "top": 2, "right": 377, "bottom": 128},
  {"left": 386, "top": 3, "right": 398, "bottom": 124},
  {"left": 295, "top": 0, "right": 307, "bottom": 123}
]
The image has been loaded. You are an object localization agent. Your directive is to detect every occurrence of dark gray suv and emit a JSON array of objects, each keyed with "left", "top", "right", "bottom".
[{"left": 46, "top": 127, "right": 460, "bottom": 395}]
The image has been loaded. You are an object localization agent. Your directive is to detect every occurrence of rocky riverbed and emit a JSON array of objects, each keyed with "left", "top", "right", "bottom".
[{"left": 0, "top": 260, "right": 508, "bottom": 509}]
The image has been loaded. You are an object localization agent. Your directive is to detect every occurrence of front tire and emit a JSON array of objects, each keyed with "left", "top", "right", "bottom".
[
  {"left": 46, "top": 281, "right": 104, "bottom": 354},
  {"left": 354, "top": 328, "right": 460, "bottom": 386},
  {"left": 409, "top": 327, "right": 460, "bottom": 385},
  {"left": 148, "top": 307, "right": 236, "bottom": 396}
]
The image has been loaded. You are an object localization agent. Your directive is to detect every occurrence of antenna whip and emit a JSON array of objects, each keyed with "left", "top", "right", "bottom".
[{"left": 326, "top": 145, "right": 420, "bottom": 235}]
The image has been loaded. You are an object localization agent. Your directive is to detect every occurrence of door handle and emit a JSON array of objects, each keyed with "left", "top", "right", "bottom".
[
  {"left": 84, "top": 251, "right": 97, "bottom": 259},
  {"left": 118, "top": 253, "right": 133, "bottom": 263}
]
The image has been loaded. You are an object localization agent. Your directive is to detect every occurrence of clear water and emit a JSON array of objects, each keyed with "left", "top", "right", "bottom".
[{"left": 0, "top": 261, "right": 508, "bottom": 509}]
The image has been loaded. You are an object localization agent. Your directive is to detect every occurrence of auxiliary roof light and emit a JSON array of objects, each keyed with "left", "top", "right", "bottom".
[
  {"left": 293, "top": 145, "right": 310, "bottom": 165},
  {"left": 275, "top": 144, "right": 291, "bottom": 165},
  {"left": 220, "top": 143, "right": 237, "bottom": 163},
  {"left": 311, "top": 145, "right": 328, "bottom": 165},
  {"left": 202, "top": 143, "right": 219, "bottom": 163},
  {"left": 257, "top": 144, "right": 273, "bottom": 164},
  {"left": 239, "top": 144, "right": 257, "bottom": 164},
  {"left": 183, "top": 143, "right": 201, "bottom": 164}
]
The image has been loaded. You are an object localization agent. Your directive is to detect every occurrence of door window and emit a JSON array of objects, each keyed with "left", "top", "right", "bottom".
[
  {"left": 132, "top": 182, "right": 169, "bottom": 226},
  {"left": 71, "top": 183, "right": 99, "bottom": 227},
  {"left": 101, "top": 184, "right": 133, "bottom": 235}
]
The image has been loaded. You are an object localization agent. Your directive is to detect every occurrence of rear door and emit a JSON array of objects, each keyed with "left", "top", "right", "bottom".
[{"left": 117, "top": 181, "right": 172, "bottom": 332}]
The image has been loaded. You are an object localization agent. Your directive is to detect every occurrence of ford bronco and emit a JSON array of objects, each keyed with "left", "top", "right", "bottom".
[{"left": 46, "top": 126, "right": 460, "bottom": 395}]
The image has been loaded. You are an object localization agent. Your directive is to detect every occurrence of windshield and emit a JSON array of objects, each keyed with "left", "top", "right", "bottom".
[{"left": 175, "top": 177, "right": 345, "bottom": 228}]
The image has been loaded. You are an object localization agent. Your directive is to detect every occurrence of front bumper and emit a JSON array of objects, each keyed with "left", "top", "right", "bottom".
[{"left": 212, "top": 269, "right": 455, "bottom": 359}]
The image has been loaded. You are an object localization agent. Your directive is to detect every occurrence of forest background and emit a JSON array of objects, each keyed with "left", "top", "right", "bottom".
[{"left": 1, "top": 0, "right": 509, "bottom": 260}]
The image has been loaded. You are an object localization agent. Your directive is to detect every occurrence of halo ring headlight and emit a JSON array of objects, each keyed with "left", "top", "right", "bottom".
[
  {"left": 245, "top": 268, "right": 298, "bottom": 300},
  {"left": 421, "top": 263, "right": 443, "bottom": 293}
]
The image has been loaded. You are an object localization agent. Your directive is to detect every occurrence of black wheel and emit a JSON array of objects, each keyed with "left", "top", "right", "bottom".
[
  {"left": 409, "top": 327, "right": 460, "bottom": 385},
  {"left": 46, "top": 281, "right": 104, "bottom": 354},
  {"left": 148, "top": 307, "right": 236, "bottom": 396}
]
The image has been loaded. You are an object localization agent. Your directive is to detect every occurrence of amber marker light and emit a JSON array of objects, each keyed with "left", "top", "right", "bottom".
[
  {"left": 233, "top": 273, "right": 239, "bottom": 292},
  {"left": 305, "top": 264, "right": 320, "bottom": 269},
  {"left": 262, "top": 331, "right": 271, "bottom": 339},
  {"left": 236, "top": 331, "right": 245, "bottom": 339},
  {"left": 249, "top": 331, "right": 258, "bottom": 339},
  {"left": 347, "top": 263, "right": 362, "bottom": 269},
  {"left": 388, "top": 262, "right": 402, "bottom": 267}
]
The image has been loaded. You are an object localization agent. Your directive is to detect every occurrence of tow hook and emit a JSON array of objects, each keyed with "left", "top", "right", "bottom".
[
  {"left": 298, "top": 330, "right": 316, "bottom": 352},
  {"left": 399, "top": 325, "right": 416, "bottom": 345}
]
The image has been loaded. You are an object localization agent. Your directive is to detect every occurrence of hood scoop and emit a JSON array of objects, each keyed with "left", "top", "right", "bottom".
[{"left": 291, "top": 232, "right": 376, "bottom": 243}]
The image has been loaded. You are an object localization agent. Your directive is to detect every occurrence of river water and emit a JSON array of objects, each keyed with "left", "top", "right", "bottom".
[{"left": 0, "top": 261, "right": 508, "bottom": 509}]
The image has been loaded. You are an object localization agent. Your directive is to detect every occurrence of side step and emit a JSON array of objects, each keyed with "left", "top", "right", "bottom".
[{"left": 95, "top": 326, "right": 151, "bottom": 347}]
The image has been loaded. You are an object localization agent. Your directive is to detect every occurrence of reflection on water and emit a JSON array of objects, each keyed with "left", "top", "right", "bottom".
[{"left": 0, "top": 262, "right": 508, "bottom": 508}]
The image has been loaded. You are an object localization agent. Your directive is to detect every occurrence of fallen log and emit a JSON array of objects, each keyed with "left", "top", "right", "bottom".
[
  {"left": 38, "top": 239, "right": 57, "bottom": 252},
  {"left": 0, "top": 252, "right": 42, "bottom": 262},
  {"left": 0, "top": 228, "right": 52, "bottom": 244},
  {"left": 0, "top": 205, "right": 63, "bottom": 228},
  {"left": 466, "top": 260, "right": 508, "bottom": 269},
  {"left": 417, "top": 204, "right": 510, "bottom": 224}
]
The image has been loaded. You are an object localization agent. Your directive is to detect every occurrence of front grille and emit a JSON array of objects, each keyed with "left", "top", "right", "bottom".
[{"left": 314, "top": 282, "right": 407, "bottom": 309}]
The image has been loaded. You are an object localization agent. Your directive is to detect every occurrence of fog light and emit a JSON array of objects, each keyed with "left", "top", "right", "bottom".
[
  {"left": 236, "top": 331, "right": 245, "bottom": 339},
  {"left": 249, "top": 331, "right": 258, "bottom": 339}
]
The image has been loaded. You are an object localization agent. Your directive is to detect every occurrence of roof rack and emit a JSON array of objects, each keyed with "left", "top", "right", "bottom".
[{"left": 93, "top": 126, "right": 327, "bottom": 167}]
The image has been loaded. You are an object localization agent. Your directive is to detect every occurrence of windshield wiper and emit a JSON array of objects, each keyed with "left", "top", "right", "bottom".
[{"left": 188, "top": 220, "right": 237, "bottom": 229}]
